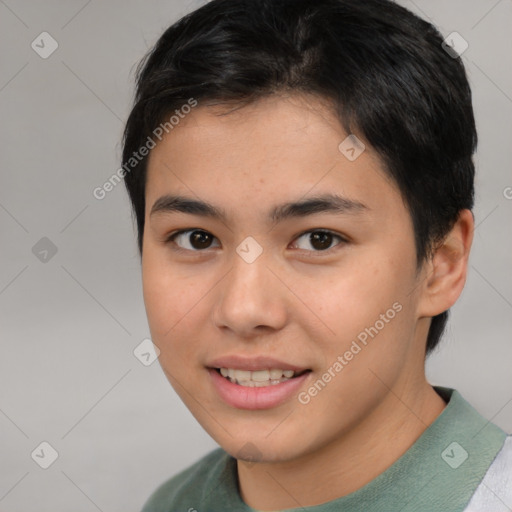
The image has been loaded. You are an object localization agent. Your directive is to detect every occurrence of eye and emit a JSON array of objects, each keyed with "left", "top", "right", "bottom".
[
  {"left": 166, "top": 228, "right": 347, "bottom": 254},
  {"left": 291, "top": 230, "right": 346, "bottom": 253},
  {"left": 167, "top": 229, "right": 220, "bottom": 251}
]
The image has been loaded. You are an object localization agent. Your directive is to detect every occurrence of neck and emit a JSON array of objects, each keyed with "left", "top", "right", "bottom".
[{"left": 237, "top": 381, "right": 446, "bottom": 510}]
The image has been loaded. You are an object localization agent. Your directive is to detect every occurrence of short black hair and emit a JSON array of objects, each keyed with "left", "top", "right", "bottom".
[{"left": 122, "top": 0, "right": 476, "bottom": 354}]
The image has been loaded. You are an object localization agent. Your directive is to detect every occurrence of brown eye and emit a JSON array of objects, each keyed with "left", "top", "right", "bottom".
[
  {"left": 168, "top": 230, "right": 219, "bottom": 251},
  {"left": 292, "top": 230, "right": 345, "bottom": 252}
]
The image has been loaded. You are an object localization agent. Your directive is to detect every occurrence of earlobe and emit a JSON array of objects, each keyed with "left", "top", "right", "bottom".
[{"left": 418, "top": 209, "right": 474, "bottom": 317}]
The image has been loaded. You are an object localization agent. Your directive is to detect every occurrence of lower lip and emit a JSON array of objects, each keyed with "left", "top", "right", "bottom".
[{"left": 208, "top": 368, "right": 311, "bottom": 410}]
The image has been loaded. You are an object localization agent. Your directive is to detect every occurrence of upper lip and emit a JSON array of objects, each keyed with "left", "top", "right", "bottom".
[{"left": 207, "top": 355, "right": 309, "bottom": 372}]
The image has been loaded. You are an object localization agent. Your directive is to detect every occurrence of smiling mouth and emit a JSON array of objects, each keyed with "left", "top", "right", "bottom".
[{"left": 213, "top": 367, "right": 311, "bottom": 387}]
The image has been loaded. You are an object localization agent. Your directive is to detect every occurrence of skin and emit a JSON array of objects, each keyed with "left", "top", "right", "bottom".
[{"left": 142, "top": 93, "right": 474, "bottom": 509}]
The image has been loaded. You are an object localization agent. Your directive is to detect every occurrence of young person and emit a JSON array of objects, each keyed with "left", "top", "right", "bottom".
[{"left": 122, "top": 0, "right": 512, "bottom": 510}]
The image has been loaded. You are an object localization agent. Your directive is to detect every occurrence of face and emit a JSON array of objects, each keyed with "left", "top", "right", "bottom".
[{"left": 142, "top": 94, "right": 429, "bottom": 464}]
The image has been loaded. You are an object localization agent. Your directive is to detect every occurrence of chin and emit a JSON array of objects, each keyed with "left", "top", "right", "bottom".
[{"left": 208, "top": 424, "right": 314, "bottom": 465}]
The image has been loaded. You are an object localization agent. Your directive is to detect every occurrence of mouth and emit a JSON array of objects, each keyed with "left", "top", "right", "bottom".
[
  {"left": 206, "top": 357, "right": 312, "bottom": 410},
  {"left": 212, "top": 367, "right": 311, "bottom": 387}
]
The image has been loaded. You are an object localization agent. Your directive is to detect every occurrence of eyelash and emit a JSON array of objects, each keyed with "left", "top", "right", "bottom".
[{"left": 164, "top": 228, "right": 348, "bottom": 256}]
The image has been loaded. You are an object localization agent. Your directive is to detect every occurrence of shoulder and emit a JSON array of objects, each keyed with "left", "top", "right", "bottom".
[
  {"left": 140, "top": 447, "right": 232, "bottom": 512},
  {"left": 464, "top": 434, "right": 512, "bottom": 511}
]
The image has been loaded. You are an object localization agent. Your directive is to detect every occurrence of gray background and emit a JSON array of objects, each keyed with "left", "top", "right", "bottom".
[{"left": 0, "top": 0, "right": 511, "bottom": 510}]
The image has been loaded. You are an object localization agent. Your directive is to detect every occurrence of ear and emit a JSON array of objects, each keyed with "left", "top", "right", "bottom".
[{"left": 417, "top": 209, "right": 474, "bottom": 318}]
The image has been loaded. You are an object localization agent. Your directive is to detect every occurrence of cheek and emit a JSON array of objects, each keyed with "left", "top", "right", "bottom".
[
  {"left": 142, "top": 248, "right": 205, "bottom": 352},
  {"left": 301, "top": 259, "right": 403, "bottom": 336},
  {"left": 297, "top": 254, "right": 415, "bottom": 380}
]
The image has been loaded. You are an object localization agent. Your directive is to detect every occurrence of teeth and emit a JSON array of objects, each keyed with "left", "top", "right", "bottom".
[
  {"left": 269, "top": 369, "right": 283, "bottom": 379},
  {"left": 252, "top": 370, "right": 270, "bottom": 382},
  {"left": 217, "top": 367, "right": 300, "bottom": 387},
  {"left": 234, "top": 370, "right": 251, "bottom": 382}
]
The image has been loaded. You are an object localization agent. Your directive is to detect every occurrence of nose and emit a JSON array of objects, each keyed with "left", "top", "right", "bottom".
[{"left": 213, "top": 249, "right": 288, "bottom": 338}]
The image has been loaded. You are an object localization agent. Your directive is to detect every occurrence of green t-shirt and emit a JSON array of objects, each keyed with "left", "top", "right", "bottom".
[{"left": 141, "top": 387, "right": 508, "bottom": 512}]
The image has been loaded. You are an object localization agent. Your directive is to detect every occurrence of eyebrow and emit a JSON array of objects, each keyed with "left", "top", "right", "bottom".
[{"left": 150, "top": 193, "right": 369, "bottom": 224}]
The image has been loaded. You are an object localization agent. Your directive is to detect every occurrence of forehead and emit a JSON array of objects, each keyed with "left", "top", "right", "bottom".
[{"left": 145, "top": 94, "right": 403, "bottom": 221}]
